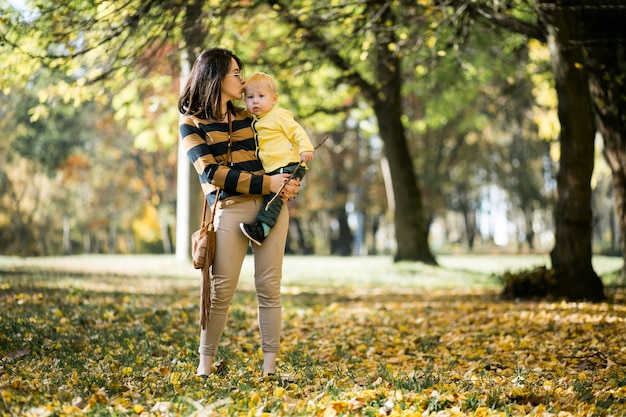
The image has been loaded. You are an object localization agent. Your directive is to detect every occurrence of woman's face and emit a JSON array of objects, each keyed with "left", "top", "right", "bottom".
[{"left": 221, "top": 58, "right": 245, "bottom": 103}]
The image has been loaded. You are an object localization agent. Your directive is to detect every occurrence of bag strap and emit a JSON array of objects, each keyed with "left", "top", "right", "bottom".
[{"left": 201, "top": 111, "right": 233, "bottom": 228}]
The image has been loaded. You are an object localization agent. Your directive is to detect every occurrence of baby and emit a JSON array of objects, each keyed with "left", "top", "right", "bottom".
[{"left": 240, "top": 72, "right": 314, "bottom": 246}]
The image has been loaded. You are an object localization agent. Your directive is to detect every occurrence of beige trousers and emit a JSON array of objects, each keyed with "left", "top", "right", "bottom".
[{"left": 198, "top": 196, "right": 288, "bottom": 356}]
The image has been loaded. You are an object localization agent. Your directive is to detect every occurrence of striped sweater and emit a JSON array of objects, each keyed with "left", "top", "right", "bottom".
[{"left": 179, "top": 107, "right": 272, "bottom": 202}]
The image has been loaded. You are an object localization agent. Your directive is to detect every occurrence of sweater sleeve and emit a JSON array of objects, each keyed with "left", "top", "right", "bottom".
[
  {"left": 179, "top": 114, "right": 272, "bottom": 196},
  {"left": 276, "top": 109, "right": 315, "bottom": 154}
]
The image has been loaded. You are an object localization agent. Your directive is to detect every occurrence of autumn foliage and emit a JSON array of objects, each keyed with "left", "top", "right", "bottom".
[{"left": 1, "top": 257, "right": 625, "bottom": 416}]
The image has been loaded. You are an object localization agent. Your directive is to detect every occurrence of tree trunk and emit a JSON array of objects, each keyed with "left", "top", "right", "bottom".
[
  {"left": 524, "top": 207, "right": 535, "bottom": 251},
  {"left": 374, "top": 99, "right": 436, "bottom": 263},
  {"left": 330, "top": 210, "right": 353, "bottom": 256},
  {"left": 287, "top": 217, "right": 313, "bottom": 255},
  {"left": 578, "top": 1, "right": 626, "bottom": 282},
  {"left": 264, "top": 0, "right": 437, "bottom": 263},
  {"left": 369, "top": 214, "right": 380, "bottom": 255},
  {"left": 460, "top": 199, "right": 476, "bottom": 251},
  {"left": 63, "top": 214, "right": 71, "bottom": 254},
  {"left": 371, "top": 1, "right": 437, "bottom": 264},
  {"left": 160, "top": 212, "right": 173, "bottom": 254},
  {"left": 536, "top": 1, "right": 604, "bottom": 301}
]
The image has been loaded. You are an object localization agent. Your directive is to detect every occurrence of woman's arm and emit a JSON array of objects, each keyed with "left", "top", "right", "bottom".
[
  {"left": 180, "top": 115, "right": 272, "bottom": 195},
  {"left": 181, "top": 114, "right": 302, "bottom": 198}
]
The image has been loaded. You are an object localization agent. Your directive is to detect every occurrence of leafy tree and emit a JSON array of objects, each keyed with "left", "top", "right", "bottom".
[
  {"left": 214, "top": 0, "right": 439, "bottom": 262},
  {"left": 10, "top": 77, "right": 95, "bottom": 176},
  {"left": 573, "top": 1, "right": 626, "bottom": 282},
  {"left": 0, "top": 75, "right": 97, "bottom": 255},
  {"left": 2, "top": 0, "right": 621, "bottom": 297},
  {"left": 450, "top": 0, "right": 622, "bottom": 300},
  {"left": 1, "top": 0, "right": 441, "bottom": 263},
  {"left": 1, "top": 0, "right": 183, "bottom": 255},
  {"left": 533, "top": 1, "right": 601, "bottom": 300},
  {"left": 401, "top": 18, "right": 552, "bottom": 252},
  {"left": 0, "top": 78, "right": 167, "bottom": 255},
  {"left": 2, "top": 1, "right": 548, "bottom": 263}
]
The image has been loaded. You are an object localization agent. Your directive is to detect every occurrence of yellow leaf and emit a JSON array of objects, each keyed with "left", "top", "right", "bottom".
[{"left": 323, "top": 405, "right": 337, "bottom": 417}]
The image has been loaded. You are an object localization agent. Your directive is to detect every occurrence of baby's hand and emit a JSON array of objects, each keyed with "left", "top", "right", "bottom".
[{"left": 300, "top": 151, "right": 314, "bottom": 163}]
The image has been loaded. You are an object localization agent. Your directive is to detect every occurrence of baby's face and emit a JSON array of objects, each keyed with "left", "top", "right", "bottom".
[{"left": 244, "top": 83, "right": 277, "bottom": 117}]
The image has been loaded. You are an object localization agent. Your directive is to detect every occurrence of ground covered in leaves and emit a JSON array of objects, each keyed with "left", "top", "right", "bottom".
[{"left": 1, "top": 258, "right": 625, "bottom": 416}]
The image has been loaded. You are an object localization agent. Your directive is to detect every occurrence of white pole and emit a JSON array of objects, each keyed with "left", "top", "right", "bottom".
[{"left": 175, "top": 50, "right": 191, "bottom": 262}]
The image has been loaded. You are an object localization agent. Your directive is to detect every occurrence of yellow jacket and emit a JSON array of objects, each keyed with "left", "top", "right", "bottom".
[{"left": 252, "top": 106, "right": 314, "bottom": 173}]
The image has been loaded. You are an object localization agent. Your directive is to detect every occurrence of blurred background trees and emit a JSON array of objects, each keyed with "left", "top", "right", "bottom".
[{"left": 0, "top": 0, "right": 624, "bottom": 297}]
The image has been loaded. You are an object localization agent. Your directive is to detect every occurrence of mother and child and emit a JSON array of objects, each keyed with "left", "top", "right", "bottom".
[{"left": 178, "top": 47, "right": 314, "bottom": 377}]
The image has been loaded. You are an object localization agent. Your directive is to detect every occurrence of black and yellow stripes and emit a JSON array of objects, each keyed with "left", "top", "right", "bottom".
[{"left": 179, "top": 108, "right": 271, "bottom": 199}]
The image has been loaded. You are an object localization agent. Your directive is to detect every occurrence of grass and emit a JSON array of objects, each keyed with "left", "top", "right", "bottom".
[
  {"left": 3, "top": 252, "right": 621, "bottom": 289},
  {"left": 1, "top": 254, "right": 625, "bottom": 416}
]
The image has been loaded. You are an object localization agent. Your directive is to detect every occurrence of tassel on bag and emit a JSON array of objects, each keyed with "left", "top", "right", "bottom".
[
  {"left": 200, "top": 259, "right": 212, "bottom": 330},
  {"left": 191, "top": 199, "right": 217, "bottom": 330}
]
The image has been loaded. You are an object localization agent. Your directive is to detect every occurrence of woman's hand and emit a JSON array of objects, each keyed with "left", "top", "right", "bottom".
[
  {"left": 281, "top": 177, "right": 300, "bottom": 200},
  {"left": 269, "top": 174, "right": 301, "bottom": 200}
]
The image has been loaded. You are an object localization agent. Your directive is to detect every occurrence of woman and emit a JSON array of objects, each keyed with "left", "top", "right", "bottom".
[{"left": 178, "top": 48, "right": 299, "bottom": 377}]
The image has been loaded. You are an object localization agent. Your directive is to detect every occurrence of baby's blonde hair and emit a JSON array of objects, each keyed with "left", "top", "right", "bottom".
[{"left": 245, "top": 72, "right": 278, "bottom": 94}]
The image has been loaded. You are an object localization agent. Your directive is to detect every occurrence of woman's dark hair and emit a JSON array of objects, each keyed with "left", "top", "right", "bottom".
[{"left": 177, "top": 48, "right": 244, "bottom": 120}]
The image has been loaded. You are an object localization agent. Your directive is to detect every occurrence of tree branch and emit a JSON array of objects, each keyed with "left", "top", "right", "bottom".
[
  {"left": 466, "top": 2, "right": 546, "bottom": 42},
  {"left": 264, "top": 0, "right": 377, "bottom": 101}
]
